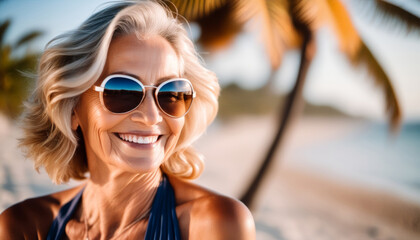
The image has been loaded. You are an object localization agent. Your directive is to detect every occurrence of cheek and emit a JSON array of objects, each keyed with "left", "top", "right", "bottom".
[
  {"left": 164, "top": 117, "right": 185, "bottom": 151},
  {"left": 76, "top": 93, "right": 121, "bottom": 152},
  {"left": 168, "top": 118, "right": 184, "bottom": 137}
]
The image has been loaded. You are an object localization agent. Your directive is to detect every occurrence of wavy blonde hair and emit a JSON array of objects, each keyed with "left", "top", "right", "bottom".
[{"left": 19, "top": 0, "right": 219, "bottom": 184}]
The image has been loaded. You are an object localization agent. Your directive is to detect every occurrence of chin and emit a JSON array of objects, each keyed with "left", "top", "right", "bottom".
[{"left": 121, "top": 154, "right": 165, "bottom": 173}]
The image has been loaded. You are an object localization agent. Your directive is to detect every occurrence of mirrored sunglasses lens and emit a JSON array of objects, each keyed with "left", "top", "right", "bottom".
[
  {"left": 157, "top": 80, "right": 194, "bottom": 117},
  {"left": 103, "top": 77, "right": 143, "bottom": 113}
]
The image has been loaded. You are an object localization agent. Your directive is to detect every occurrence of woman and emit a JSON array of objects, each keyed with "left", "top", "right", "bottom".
[{"left": 0, "top": 1, "right": 255, "bottom": 239}]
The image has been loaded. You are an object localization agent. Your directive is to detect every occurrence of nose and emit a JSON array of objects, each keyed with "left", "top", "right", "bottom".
[{"left": 130, "top": 90, "right": 163, "bottom": 125}]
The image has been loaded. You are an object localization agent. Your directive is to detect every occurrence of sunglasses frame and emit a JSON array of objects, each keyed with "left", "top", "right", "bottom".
[{"left": 93, "top": 74, "right": 196, "bottom": 118}]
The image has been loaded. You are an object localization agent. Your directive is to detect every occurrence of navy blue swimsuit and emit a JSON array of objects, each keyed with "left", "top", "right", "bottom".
[{"left": 46, "top": 174, "right": 181, "bottom": 240}]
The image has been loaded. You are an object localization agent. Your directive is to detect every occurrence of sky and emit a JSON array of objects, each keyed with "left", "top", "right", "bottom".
[{"left": 1, "top": 0, "right": 419, "bottom": 121}]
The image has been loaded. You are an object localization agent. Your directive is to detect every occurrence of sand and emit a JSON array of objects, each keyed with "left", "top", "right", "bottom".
[
  {"left": 194, "top": 116, "right": 420, "bottom": 240},
  {"left": 1, "top": 114, "right": 419, "bottom": 240}
]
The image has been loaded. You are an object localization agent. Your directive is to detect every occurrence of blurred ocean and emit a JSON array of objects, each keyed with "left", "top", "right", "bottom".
[{"left": 294, "top": 121, "right": 420, "bottom": 204}]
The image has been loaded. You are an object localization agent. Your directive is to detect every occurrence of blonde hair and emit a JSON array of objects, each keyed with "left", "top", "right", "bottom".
[{"left": 19, "top": 0, "right": 219, "bottom": 184}]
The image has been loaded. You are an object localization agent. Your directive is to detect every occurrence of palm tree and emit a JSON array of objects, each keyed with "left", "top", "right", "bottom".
[
  {"left": 168, "top": 0, "right": 419, "bottom": 210},
  {"left": 0, "top": 19, "right": 42, "bottom": 118}
]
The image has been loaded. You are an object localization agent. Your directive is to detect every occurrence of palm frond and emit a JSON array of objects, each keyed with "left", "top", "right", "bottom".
[
  {"left": 291, "top": 0, "right": 329, "bottom": 30},
  {"left": 325, "top": 0, "right": 401, "bottom": 130},
  {"left": 325, "top": 0, "right": 361, "bottom": 58},
  {"left": 0, "top": 52, "right": 38, "bottom": 118},
  {"left": 194, "top": 1, "right": 244, "bottom": 49},
  {"left": 233, "top": 0, "right": 264, "bottom": 24},
  {"left": 168, "top": 0, "right": 227, "bottom": 20},
  {"left": 14, "top": 30, "right": 43, "bottom": 49},
  {"left": 166, "top": 0, "right": 244, "bottom": 49},
  {"left": 352, "top": 41, "right": 402, "bottom": 130},
  {"left": 0, "top": 19, "right": 40, "bottom": 118},
  {"left": 0, "top": 19, "right": 10, "bottom": 46},
  {"left": 353, "top": 0, "right": 420, "bottom": 34},
  {"left": 236, "top": 0, "right": 299, "bottom": 69}
]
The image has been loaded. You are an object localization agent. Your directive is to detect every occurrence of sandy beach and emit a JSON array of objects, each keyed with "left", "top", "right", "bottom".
[
  {"left": 195, "top": 116, "right": 420, "bottom": 240},
  {"left": 1, "top": 114, "right": 420, "bottom": 239}
]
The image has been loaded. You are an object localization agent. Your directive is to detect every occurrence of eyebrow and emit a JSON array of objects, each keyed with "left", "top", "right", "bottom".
[{"left": 111, "top": 71, "right": 180, "bottom": 85}]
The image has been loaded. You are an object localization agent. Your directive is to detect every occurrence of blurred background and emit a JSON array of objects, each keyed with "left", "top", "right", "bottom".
[{"left": 1, "top": 0, "right": 420, "bottom": 239}]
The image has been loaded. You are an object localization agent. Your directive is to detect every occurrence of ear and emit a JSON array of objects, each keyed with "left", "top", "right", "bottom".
[{"left": 71, "top": 110, "right": 80, "bottom": 131}]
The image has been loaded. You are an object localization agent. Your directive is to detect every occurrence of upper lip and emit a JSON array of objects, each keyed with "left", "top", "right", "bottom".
[{"left": 114, "top": 131, "right": 163, "bottom": 136}]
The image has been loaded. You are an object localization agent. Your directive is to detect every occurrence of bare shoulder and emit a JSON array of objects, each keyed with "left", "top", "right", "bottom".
[
  {"left": 168, "top": 176, "right": 256, "bottom": 240},
  {"left": 189, "top": 193, "right": 256, "bottom": 240},
  {"left": 0, "top": 185, "right": 84, "bottom": 239}
]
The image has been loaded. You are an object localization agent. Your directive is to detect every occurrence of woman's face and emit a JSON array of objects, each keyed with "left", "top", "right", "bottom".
[{"left": 73, "top": 34, "right": 184, "bottom": 173}]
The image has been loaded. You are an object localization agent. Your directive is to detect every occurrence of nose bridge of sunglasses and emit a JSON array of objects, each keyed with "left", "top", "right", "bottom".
[
  {"left": 142, "top": 85, "right": 159, "bottom": 102},
  {"left": 137, "top": 85, "right": 162, "bottom": 112},
  {"left": 143, "top": 85, "right": 158, "bottom": 94}
]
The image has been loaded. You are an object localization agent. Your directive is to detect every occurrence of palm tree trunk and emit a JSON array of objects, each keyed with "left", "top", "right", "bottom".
[
  {"left": 240, "top": 29, "right": 314, "bottom": 210},
  {"left": 261, "top": 68, "right": 277, "bottom": 93}
]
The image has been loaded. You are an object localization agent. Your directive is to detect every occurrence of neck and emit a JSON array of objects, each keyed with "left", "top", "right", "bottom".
[{"left": 82, "top": 168, "right": 162, "bottom": 237}]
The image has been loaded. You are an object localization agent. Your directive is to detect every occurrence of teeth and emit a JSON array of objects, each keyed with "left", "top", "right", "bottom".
[{"left": 118, "top": 134, "right": 158, "bottom": 144}]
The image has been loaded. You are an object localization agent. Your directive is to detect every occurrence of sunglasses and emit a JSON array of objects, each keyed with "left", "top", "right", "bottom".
[{"left": 94, "top": 74, "right": 196, "bottom": 118}]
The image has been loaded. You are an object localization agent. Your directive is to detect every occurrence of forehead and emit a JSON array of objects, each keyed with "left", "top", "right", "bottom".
[{"left": 102, "top": 34, "right": 181, "bottom": 84}]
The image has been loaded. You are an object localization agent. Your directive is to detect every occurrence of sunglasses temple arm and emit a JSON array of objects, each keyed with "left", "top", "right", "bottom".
[{"left": 94, "top": 86, "right": 104, "bottom": 92}]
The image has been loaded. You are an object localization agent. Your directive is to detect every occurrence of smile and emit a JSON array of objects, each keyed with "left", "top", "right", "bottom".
[{"left": 117, "top": 133, "right": 160, "bottom": 144}]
